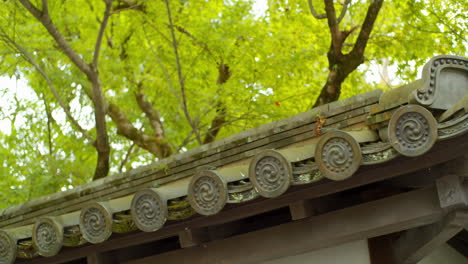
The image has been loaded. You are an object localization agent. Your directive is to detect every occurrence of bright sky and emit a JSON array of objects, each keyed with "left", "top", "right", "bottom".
[
  {"left": 0, "top": 76, "right": 35, "bottom": 135},
  {"left": 252, "top": 0, "right": 268, "bottom": 18}
]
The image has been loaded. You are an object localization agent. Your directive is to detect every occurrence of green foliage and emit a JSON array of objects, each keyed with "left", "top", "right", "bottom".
[{"left": 0, "top": 0, "right": 466, "bottom": 209}]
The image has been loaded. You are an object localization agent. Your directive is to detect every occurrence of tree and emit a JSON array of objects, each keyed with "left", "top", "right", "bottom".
[
  {"left": 308, "top": 0, "right": 383, "bottom": 107},
  {"left": 0, "top": 0, "right": 466, "bottom": 208},
  {"left": 16, "top": 0, "right": 112, "bottom": 180}
]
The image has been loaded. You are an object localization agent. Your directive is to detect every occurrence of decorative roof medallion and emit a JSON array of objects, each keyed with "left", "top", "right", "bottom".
[
  {"left": 188, "top": 170, "right": 228, "bottom": 216},
  {"left": 388, "top": 105, "right": 437, "bottom": 157},
  {"left": 131, "top": 189, "right": 168, "bottom": 232},
  {"left": 32, "top": 217, "right": 63, "bottom": 257},
  {"left": 249, "top": 150, "right": 292, "bottom": 198},
  {"left": 315, "top": 130, "right": 362, "bottom": 181},
  {"left": 0, "top": 230, "right": 16, "bottom": 264},
  {"left": 79, "top": 202, "right": 113, "bottom": 244}
]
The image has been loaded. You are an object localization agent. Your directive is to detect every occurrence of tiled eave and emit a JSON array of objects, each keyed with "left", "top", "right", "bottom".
[{"left": 0, "top": 55, "right": 467, "bottom": 264}]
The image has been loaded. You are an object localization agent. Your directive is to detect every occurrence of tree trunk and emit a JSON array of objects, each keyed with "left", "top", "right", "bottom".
[
  {"left": 313, "top": 68, "right": 342, "bottom": 107},
  {"left": 311, "top": 0, "right": 384, "bottom": 108},
  {"left": 89, "top": 71, "right": 110, "bottom": 180},
  {"left": 203, "top": 63, "right": 231, "bottom": 144}
]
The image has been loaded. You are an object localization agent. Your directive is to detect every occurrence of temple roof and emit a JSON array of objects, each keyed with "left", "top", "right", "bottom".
[{"left": 0, "top": 55, "right": 467, "bottom": 264}]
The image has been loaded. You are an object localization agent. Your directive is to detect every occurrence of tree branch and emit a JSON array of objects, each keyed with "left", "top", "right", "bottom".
[
  {"left": 107, "top": 103, "right": 173, "bottom": 157},
  {"left": 173, "top": 25, "right": 218, "bottom": 62},
  {"left": 41, "top": 0, "right": 49, "bottom": 15},
  {"left": 342, "top": 25, "right": 360, "bottom": 42},
  {"left": 93, "top": 0, "right": 112, "bottom": 67},
  {"left": 203, "top": 101, "right": 226, "bottom": 144},
  {"left": 77, "top": 79, "right": 173, "bottom": 159},
  {"left": 116, "top": 33, "right": 173, "bottom": 157},
  {"left": 179, "top": 112, "right": 251, "bottom": 151},
  {"left": 350, "top": 0, "right": 384, "bottom": 58},
  {"left": 18, "top": 0, "right": 42, "bottom": 18},
  {"left": 307, "top": 0, "right": 327, "bottom": 19},
  {"left": 203, "top": 63, "right": 231, "bottom": 144},
  {"left": 87, "top": 0, "right": 114, "bottom": 180},
  {"left": 336, "top": 0, "right": 351, "bottom": 24},
  {"left": 142, "top": 26, "right": 181, "bottom": 104},
  {"left": 41, "top": 95, "right": 54, "bottom": 156},
  {"left": 427, "top": 5, "right": 467, "bottom": 42},
  {"left": 167, "top": 24, "right": 229, "bottom": 144},
  {"left": 0, "top": 31, "right": 96, "bottom": 146},
  {"left": 135, "top": 89, "right": 165, "bottom": 140},
  {"left": 18, "top": 0, "right": 92, "bottom": 75},
  {"left": 112, "top": 0, "right": 145, "bottom": 14},
  {"left": 176, "top": 130, "right": 194, "bottom": 152},
  {"left": 163, "top": 0, "right": 202, "bottom": 145},
  {"left": 89, "top": 74, "right": 110, "bottom": 180},
  {"left": 324, "top": 0, "right": 342, "bottom": 54},
  {"left": 312, "top": 0, "right": 384, "bottom": 108},
  {"left": 143, "top": 19, "right": 172, "bottom": 44},
  {"left": 119, "top": 142, "right": 136, "bottom": 172},
  {"left": 20, "top": 0, "right": 113, "bottom": 179}
]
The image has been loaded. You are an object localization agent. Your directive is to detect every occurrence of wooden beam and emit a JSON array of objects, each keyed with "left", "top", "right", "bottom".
[
  {"left": 392, "top": 210, "right": 468, "bottom": 264},
  {"left": 123, "top": 187, "right": 446, "bottom": 264}
]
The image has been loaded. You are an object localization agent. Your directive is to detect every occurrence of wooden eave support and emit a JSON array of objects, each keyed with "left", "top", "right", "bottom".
[
  {"left": 123, "top": 186, "right": 446, "bottom": 264},
  {"left": 289, "top": 200, "right": 315, "bottom": 220},
  {"left": 392, "top": 174, "right": 468, "bottom": 264},
  {"left": 178, "top": 227, "right": 210, "bottom": 248},
  {"left": 288, "top": 194, "right": 341, "bottom": 220},
  {"left": 393, "top": 210, "right": 468, "bottom": 264}
]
